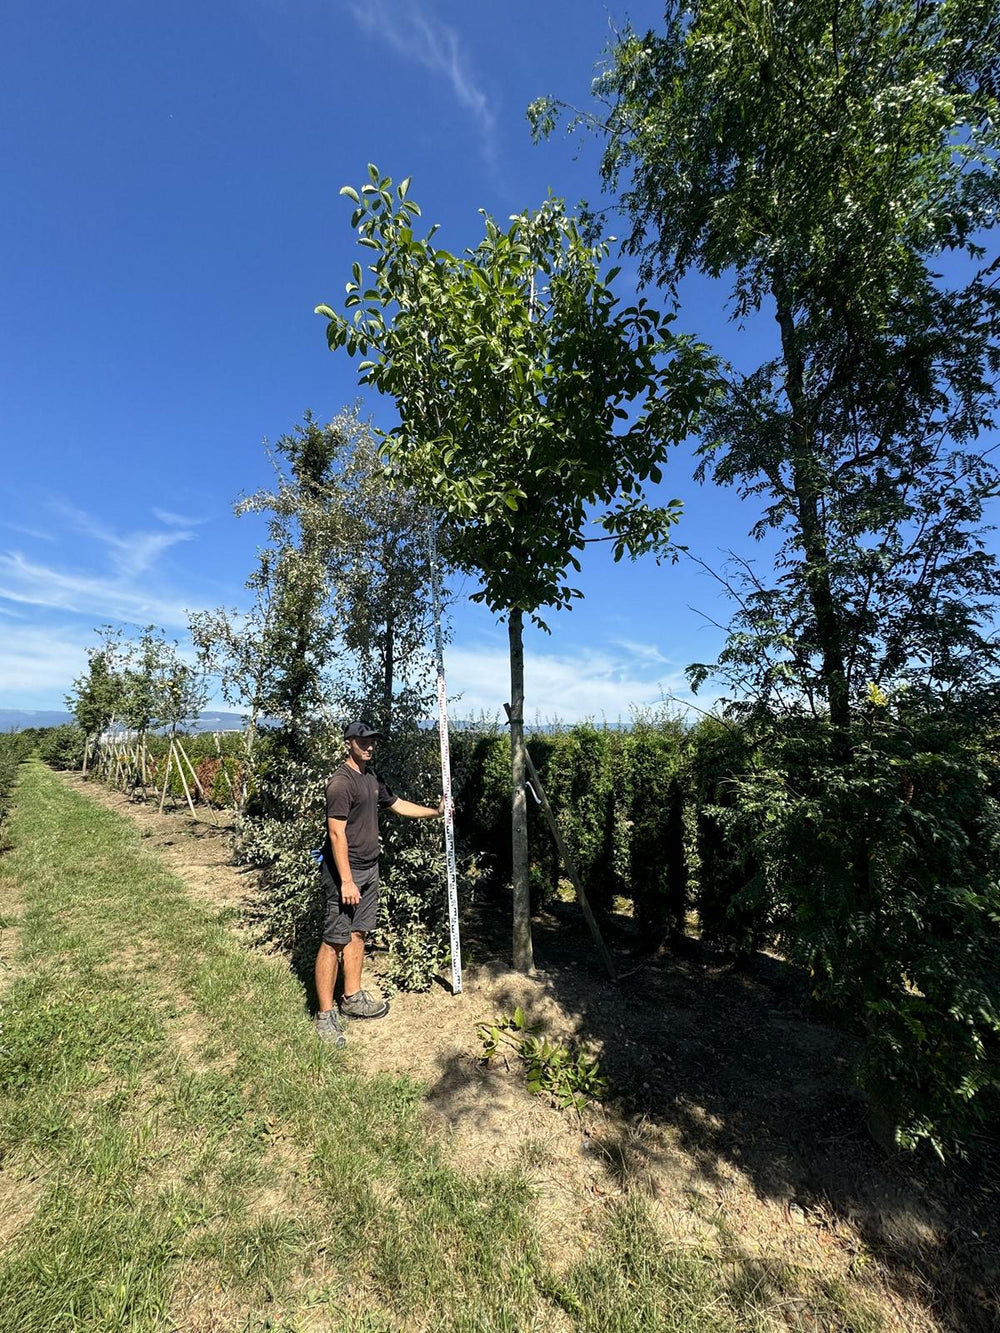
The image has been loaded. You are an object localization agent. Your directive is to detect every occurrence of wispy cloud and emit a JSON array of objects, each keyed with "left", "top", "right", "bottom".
[
  {"left": 446, "top": 643, "right": 710, "bottom": 724},
  {"left": 47, "top": 501, "right": 195, "bottom": 577},
  {"left": 0, "top": 521, "right": 56, "bottom": 543},
  {"left": 613, "top": 639, "right": 675, "bottom": 668},
  {"left": 0, "top": 624, "right": 91, "bottom": 700},
  {"left": 346, "top": 1, "right": 496, "bottom": 159},
  {"left": 153, "top": 507, "right": 207, "bottom": 528},
  {"left": 0, "top": 552, "right": 194, "bottom": 627}
]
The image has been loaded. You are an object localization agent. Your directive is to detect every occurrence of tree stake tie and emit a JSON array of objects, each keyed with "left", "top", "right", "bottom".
[{"left": 427, "top": 516, "right": 462, "bottom": 995}]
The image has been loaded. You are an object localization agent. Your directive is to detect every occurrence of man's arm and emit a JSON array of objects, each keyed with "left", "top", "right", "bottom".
[
  {"left": 328, "top": 817, "right": 360, "bottom": 904},
  {"left": 387, "top": 797, "right": 443, "bottom": 820}
]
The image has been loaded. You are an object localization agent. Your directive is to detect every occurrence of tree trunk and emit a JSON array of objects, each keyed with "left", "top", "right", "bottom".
[
  {"left": 382, "top": 605, "right": 395, "bottom": 733},
  {"left": 508, "top": 609, "right": 534, "bottom": 973},
  {"left": 240, "top": 713, "right": 259, "bottom": 813},
  {"left": 774, "top": 281, "right": 852, "bottom": 762}
]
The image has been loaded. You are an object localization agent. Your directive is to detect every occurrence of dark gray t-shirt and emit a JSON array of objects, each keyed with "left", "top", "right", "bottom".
[{"left": 322, "top": 763, "right": 396, "bottom": 873}]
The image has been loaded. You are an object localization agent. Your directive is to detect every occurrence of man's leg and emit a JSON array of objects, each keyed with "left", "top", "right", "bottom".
[
  {"left": 315, "top": 940, "right": 342, "bottom": 1014},
  {"left": 334, "top": 866, "right": 388, "bottom": 1020},
  {"left": 316, "top": 872, "right": 348, "bottom": 1044},
  {"left": 340, "top": 930, "right": 366, "bottom": 996},
  {"left": 340, "top": 928, "right": 389, "bottom": 1019}
]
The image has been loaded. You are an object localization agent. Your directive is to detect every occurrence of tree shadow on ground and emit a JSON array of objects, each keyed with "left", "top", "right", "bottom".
[{"left": 423, "top": 897, "right": 998, "bottom": 1333}]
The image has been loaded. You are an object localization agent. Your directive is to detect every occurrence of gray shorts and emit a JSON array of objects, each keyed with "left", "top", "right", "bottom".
[{"left": 322, "top": 861, "right": 380, "bottom": 945}]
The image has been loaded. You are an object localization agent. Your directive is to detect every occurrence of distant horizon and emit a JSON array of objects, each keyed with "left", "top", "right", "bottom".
[{"left": 0, "top": 702, "right": 713, "bottom": 736}]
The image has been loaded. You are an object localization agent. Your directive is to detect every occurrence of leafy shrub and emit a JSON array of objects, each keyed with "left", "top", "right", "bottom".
[
  {"left": 478, "top": 1007, "right": 609, "bottom": 1112},
  {"left": 541, "top": 726, "right": 616, "bottom": 912},
  {"left": 723, "top": 703, "right": 1000, "bottom": 1153},
  {"left": 190, "top": 755, "right": 245, "bottom": 807},
  {"left": 452, "top": 717, "right": 694, "bottom": 946},
  {"left": 682, "top": 719, "right": 760, "bottom": 952},
  {"left": 618, "top": 720, "right": 687, "bottom": 946},
  {"left": 236, "top": 723, "right": 455, "bottom": 992},
  {"left": 36, "top": 725, "right": 86, "bottom": 770},
  {"left": 377, "top": 813, "right": 452, "bottom": 991},
  {"left": 455, "top": 708, "right": 998, "bottom": 1152},
  {"left": 0, "top": 732, "right": 32, "bottom": 844}
]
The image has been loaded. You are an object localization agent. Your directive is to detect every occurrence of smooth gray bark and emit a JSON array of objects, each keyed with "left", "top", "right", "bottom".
[{"left": 508, "top": 609, "right": 534, "bottom": 973}]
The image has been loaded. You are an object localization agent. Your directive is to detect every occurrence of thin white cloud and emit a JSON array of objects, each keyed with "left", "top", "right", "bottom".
[
  {"left": 445, "top": 643, "right": 709, "bottom": 725},
  {"left": 0, "top": 624, "right": 90, "bottom": 698},
  {"left": 346, "top": 1, "right": 496, "bottom": 158},
  {"left": 153, "top": 507, "right": 207, "bottom": 528},
  {"left": 0, "top": 616, "right": 232, "bottom": 710},
  {"left": 613, "top": 639, "right": 675, "bottom": 668},
  {"left": 0, "top": 552, "right": 193, "bottom": 627},
  {"left": 46, "top": 501, "right": 195, "bottom": 577},
  {"left": 0, "top": 521, "right": 56, "bottom": 543}
]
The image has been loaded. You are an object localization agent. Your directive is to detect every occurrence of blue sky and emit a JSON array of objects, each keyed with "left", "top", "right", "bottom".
[{"left": 1, "top": 0, "right": 780, "bottom": 723}]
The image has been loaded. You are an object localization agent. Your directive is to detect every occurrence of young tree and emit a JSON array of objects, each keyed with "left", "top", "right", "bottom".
[
  {"left": 236, "top": 416, "right": 343, "bottom": 761},
  {"left": 117, "top": 626, "right": 202, "bottom": 737},
  {"left": 213, "top": 410, "right": 445, "bottom": 983},
  {"left": 67, "top": 624, "right": 127, "bottom": 742},
  {"left": 230, "top": 409, "right": 437, "bottom": 739},
  {"left": 316, "top": 170, "right": 711, "bottom": 969},
  {"left": 189, "top": 592, "right": 276, "bottom": 791}
]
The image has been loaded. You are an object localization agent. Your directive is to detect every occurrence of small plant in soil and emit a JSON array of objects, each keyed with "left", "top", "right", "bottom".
[{"left": 478, "top": 1008, "right": 609, "bottom": 1113}]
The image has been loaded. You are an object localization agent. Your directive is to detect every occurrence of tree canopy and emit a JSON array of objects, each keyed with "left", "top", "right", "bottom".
[
  {"left": 317, "top": 169, "right": 713, "bottom": 627},
  {"left": 533, "top": 0, "right": 1000, "bottom": 742}
]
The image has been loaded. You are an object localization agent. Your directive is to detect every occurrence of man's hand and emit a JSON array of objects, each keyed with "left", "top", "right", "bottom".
[{"left": 340, "top": 879, "right": 361, "bottom": 906}]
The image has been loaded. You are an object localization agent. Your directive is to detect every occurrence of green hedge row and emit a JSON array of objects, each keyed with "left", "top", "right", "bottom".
[
  {"left": 0, "top": 732, "right": 33, "bottom": 842},
  {"left": 450, "top": 717, "right": 752, "bottom": 952},
  {"left": 453, "top": 709, "right": 999, "bottom": 1153}
]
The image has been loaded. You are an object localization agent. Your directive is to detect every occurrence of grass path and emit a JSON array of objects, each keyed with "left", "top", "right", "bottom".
[{"left": 0, "top": 763, "right": 882, "bottom": 1332}]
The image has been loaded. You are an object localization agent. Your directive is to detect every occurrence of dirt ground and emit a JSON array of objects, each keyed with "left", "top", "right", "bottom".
[{"left": 61, "top": 773, "right": 999, "bottom": 1333}]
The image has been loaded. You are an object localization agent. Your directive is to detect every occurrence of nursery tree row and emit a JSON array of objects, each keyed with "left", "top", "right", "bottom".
[{"left": 53, "top": 0, "right": 1000, "bottom": 1154}]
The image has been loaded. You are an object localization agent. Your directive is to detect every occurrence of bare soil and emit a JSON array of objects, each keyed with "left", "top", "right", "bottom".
[{"left": 60, "top": 773, "right": 999, "bottom": 1333}]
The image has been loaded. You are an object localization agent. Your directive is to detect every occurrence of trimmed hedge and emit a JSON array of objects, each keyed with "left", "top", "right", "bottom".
[
  {"left": 451, "top": 718, "right": 737, "bottom": 953},
  {"left": 0, "top": 732, "right": 32, "bottom": 844}
]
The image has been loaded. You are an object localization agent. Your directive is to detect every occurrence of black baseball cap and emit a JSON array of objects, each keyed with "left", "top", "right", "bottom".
[{"left": 344, "top": 720, "right": 382, "bottom": 740}]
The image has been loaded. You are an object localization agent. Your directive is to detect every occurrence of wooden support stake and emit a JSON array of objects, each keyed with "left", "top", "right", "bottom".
[
  {"left": 175, "top": 738, "right": 217, "bottom": 825},
  {"left": 504, "top": 704, "right": 617, "bottom": 982},
  {"left": 158, "top": 744, "right": 174, "bottom": 813},
  {"left": 172, "top": 738, "right": 198, "bottom": 819}
]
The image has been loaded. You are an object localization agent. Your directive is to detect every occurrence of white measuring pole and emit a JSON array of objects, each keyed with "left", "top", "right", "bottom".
[{"left": 427, "top": 518, "right": 462, "bottom": 994}]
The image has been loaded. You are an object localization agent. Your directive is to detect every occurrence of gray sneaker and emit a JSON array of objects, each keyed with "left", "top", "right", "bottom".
[
  {"left": 316, "top": 1009, "right": 346, "bottom": 1047},
  {"left": 340, "top": 989, "right": 389, "bottom": 1020}
]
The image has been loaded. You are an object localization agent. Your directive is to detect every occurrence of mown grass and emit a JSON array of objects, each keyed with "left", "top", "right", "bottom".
[{"left": 0, "top": 762, "right": 884, "bottom": 1332}]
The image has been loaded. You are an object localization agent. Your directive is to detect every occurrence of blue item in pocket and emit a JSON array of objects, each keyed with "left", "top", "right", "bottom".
[{"left": 309, "top": 848, "right": 323, "bottom": 866}]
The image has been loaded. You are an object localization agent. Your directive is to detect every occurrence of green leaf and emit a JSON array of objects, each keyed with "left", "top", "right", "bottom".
[{"left": 339, "top": 185, "right": 360, "bottom": 204}]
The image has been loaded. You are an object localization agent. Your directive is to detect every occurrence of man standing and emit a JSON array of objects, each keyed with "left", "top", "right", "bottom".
[{"left": 315, "top": 720, "right": 442, "bottom": 1044}]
